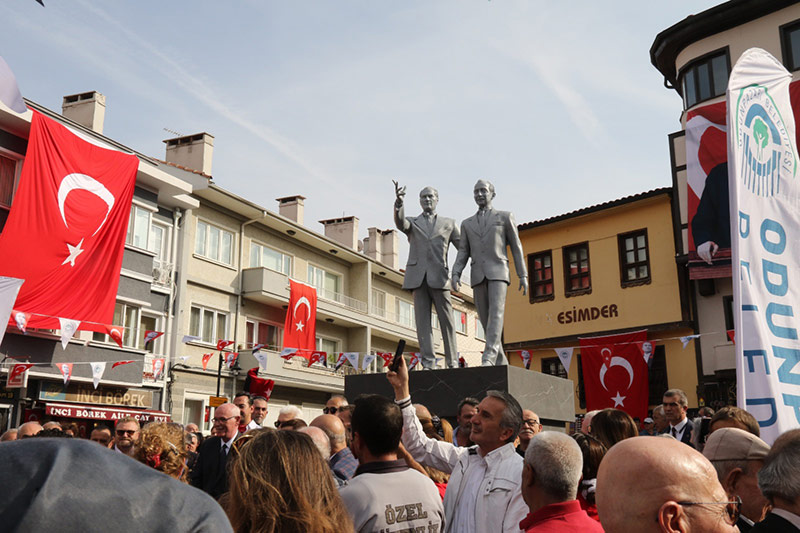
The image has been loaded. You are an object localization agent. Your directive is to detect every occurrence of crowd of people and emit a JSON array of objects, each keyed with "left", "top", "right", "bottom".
[{"left": 1, "top": 357, "right": 799, "bottom": 533}]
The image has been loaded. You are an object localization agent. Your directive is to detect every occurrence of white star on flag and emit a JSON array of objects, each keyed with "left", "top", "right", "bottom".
[
  {"left": 611, "top": 391, "right": 626, "bottom": 407},
  {"left": 61, "top": 239, "right": 85, "bottom": 267},
  {"left": 295, "top": 320, "right": 304, "bottom": 332}
]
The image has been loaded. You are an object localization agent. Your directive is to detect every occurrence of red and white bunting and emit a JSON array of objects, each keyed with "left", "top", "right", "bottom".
[
  {"left": 333, "top": 353, "right": 347, "bottom": 371},
  {"left": 216, "top": 340, "right": 234, "bottom": 351},
  {"left": 202, "top": 352, "right": 214, "bottom": 371},
  {"left": 112, "top": 360, "right": 135, "bottom": 369},
  {"left": 12, "top": 309, "right": 30, "bottom": 334},
  {"left": 59, "top": 318, "right": 80, "bottom": 349},
  {"left": 307, "top": 351, "right": 326, "bottom": 367},
  {"left": 253, "top": 351, "right": 268, "bottom": 372},
  {"left": 408, "top": 353, "right": 421, "bottom": 371},
  {"left": 280, "top": 348, "right": 298, "bottom": 361},
  {"left": 377, "top": 352, "right": 393, "bottom": 368},
  {"left": 152, "top": 358, "right": 165, "bottom": 379},
  {"left": 144, "top": 330, "right": 164, "bottom": 345},
  {"left": 59, "top": 362, "right": 73, "bottom": 385},
  {"left": 8, "top": 363, "right": 33, "bottom": 386},
  {"left": 224, "top": 352, "right": 239, "bottom": 369},
  {"left": 519, "top": 350, "right": 531, "bottom": 370},
  {"left": 105, "top": 325, "right": 124, "bottom": 348},
  {"left": 91, "top": 362, "right": 106, "bottom": 389}
]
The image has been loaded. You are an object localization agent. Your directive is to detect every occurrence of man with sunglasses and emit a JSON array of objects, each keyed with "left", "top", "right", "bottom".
[
  {"left": 324, "top": 394, "right": 348, "bottom": 415},
  {"left": 113, "top": 417, "right": 140, "bottom": 456},
  {"left": 597, "top": 436, "right": 739, "bottom": 532},
  {"left": 190, "top": 403, "right": 241, "bottom": 499}
]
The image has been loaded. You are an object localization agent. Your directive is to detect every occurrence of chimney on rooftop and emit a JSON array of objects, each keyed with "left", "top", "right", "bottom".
[
  {"left": 380, "top": 229, "right": 399, "bottom": 269},
  {"left": 277, "top": 195, "right": 305, "bottom": 225},
  {"left": 62, "top": 91, "right": 105, "bottom": 133},
  {"left": 364, "top": 227, "right": 383, "bottom": 262},
  {"left": 163, "top": 132, "right": 214, "bottom": 175},
  {"left": 319, "top": 216, "right": 359, "bottom": 250}
]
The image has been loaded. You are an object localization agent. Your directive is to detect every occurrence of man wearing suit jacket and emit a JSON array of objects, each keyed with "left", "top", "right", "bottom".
[
  {"left": 190, "top": 402, "right": 241, "bottom": 499},
  {"left": 452, "top": 180, "right": 528, "bottom": 365},
  {"left": 661, "top": 389, "right": 695, "bottom": 447},
  {"left": 394, "top": 183, "right": 460, "bottom": 368},
  {"left": 752, "top": 429, "right": 800, "bottom": 532}
]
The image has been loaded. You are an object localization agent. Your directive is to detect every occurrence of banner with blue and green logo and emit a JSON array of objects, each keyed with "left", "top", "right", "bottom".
[{"left": 729, "top": 47, "right": 800, "bottom": 444}]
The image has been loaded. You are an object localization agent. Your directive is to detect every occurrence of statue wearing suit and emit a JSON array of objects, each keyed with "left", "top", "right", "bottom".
[
  {"left": 452, "top": 180, "right": 528, "bottom": 366},
  {"left": 394, "top": 183, "right": 460, "bottom": 368}
]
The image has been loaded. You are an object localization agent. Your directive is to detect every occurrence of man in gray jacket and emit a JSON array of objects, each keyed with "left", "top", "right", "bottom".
[
  {"left": 394, "top": 181, "right": 460, "bottom": 368},
  {"left": 387, "top": 356, "right": 527, "bottom": 532},
  {"left": 452, "top": 179, "right": 528, "bottom": 365},
  {"left": 340, "top": 394, "right": 444, "bottom": 532}
]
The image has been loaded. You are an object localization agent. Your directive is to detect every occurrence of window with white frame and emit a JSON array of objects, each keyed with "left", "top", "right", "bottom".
[
  {"left": 250, "top": 242, "right": 291, "bottom": 275},
  {"left": 92, "top": 302, "right": 141, "bottom": 348},
  {"left": 308, "top": 264, "right": 341, "bottom": 301},
  {"left": 189, "top": 305, "right": 229, "bottom": 344},
  {"left": 372, "top": 288, "right": 386, "bottom": 317},
  {"left": 148, "top": 221, "right": 171, "bottom": 262},
  {"left": 454, "top": 310, "right": 467, "bottom": 334},
  {"left": 396, "top": 299, "right": 415, "bottom": 328},
  {"left": 195, "top": 219, "right": 233, "bottom": 265},
  {"left": 126, "top": 205, "right": 152, "bottom": 250},
  {"left": 475, "top": 317, "right": 485, "bottom": 340},
  {"left": 246, "top": 319, "right": 283, "bottom": 351},
  {"left": 315, "top": 336, "right": 339, "bottom": 367},
  {"left": 139, "top": 314, "right": 164, "bottom": 353}
]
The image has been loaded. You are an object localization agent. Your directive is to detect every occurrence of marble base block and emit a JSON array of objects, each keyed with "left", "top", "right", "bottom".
[{"left": 345, "top": 366, "right": 574, "bottom": 428}]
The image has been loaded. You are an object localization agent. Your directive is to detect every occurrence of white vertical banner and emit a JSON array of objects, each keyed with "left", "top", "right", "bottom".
[
  {"left": 0, "top": 277, "right": 23, "bottom": 348},
  {"left": 729, "top": 47, "right": 800, "bottom": 443}
]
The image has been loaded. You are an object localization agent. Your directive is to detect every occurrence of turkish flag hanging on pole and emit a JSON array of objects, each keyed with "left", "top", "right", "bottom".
[
  {"left": 282, "top": 280, "right": 317, "bottom": 357},
  {"left": 0, "top": 112, "right": 138, "bottom": 331},
  {"left": 580, "top": 330, "right": 649, "bottom": 421}
]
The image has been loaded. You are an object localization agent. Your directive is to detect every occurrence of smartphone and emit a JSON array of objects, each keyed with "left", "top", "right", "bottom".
[{"left": 389, "top": 340, "right": 406, "bottom": 372}]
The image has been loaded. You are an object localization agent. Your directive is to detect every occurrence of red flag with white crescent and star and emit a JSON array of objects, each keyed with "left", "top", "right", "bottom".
[
  {"left": 104, "top": 325, "right": 124, "bottom": 348},
  {"left": 0, "top": 112, "right": 138, "bottom": 332},
  {"left": 201, "top": 352, "right": 214, "bottom": 371},
  {"left": 377, "top": 352, "right": 393, "bottom": 368},
  {"left": 282, "top": 280, "right": 317, "bottom": 358},
  {"left": 580, "top": 330, "right": 649, "bottom": 421}
]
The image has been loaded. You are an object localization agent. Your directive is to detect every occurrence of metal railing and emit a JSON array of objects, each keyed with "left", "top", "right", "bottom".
[{"left": 152, "top": 259, "right": 173, "bottom": 288}]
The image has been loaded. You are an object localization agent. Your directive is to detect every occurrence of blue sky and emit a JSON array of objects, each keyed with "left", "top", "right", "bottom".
[{"left": 2, "top": 1, "right": 721, "bottom": 258}]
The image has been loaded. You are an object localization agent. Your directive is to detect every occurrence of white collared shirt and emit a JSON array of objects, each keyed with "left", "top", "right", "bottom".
[
  {"left": 221, "top": 434, "right": 236, "bottom": 454},
  {"left": 245, "top": 419, "right": 261, "bottom": 431},
  {"left": 772, "top": 509, "right": 800, "bottom": 529},
  {"left": 669, "top": 417, "right": 689, "bottom": 441}
]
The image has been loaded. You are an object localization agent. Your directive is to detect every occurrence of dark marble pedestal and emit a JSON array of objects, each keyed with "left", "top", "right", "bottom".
[{"left": 345, "top": 365, "right": 574, "bottom": 428}]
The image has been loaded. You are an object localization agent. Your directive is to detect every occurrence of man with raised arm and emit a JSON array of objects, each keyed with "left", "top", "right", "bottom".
[
  {"left": 394, "top": 181, "right": 460, "bottom": 369},
  {"left": 387, "top": 356, "right": 527, "bottom": 532}
]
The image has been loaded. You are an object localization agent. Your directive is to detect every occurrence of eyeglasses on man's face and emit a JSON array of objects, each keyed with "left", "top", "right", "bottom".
[
  {"left": 212, "top": 416, "right": 237, "bottom": 424},
  {"left": 115, "top": 429, "right": 137, "bottom": 436},
  {"left": 677, "top": 495, "right": 741, "bottom": 525},
  {"left": 323, "top": 406, "right": 338, "bottom": 415},
  {"left": 522, "top": 419, "right": 540, "bottom": 427}
]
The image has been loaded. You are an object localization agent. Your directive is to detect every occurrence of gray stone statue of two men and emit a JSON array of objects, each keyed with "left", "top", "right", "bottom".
[
  {"left": 452, "top": 180, "right": 528, "bottom": 366},
  {"left": 394, "top": 181, "right": 460, "bottom": 369}
]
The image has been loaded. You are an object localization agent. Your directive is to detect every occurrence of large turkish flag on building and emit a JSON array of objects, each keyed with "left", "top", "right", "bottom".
[
  {"left": 580, "top": 330, "right": 649, "bottom": 421},
  {"left": 0, "top": 112, "right": 138, "bottom": 331},
  {"left": 282, "top": 280, "right": 317, "bottom": 356}
]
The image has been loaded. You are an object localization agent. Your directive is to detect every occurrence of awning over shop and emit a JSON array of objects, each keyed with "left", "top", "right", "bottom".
[{"left": 45, "top": 402, "right": 170, "bottom": 423}]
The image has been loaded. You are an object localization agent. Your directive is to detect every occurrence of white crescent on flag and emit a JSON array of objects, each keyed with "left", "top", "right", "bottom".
[
  {"left": 599, "top": 356, "right": 635, "bottom": 391},
  {"left": 57, "top": 173, "right": 115, "bottom": 236}
]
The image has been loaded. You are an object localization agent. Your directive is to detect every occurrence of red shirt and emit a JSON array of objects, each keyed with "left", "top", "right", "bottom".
[{"left": 519, "top": 500, "right": 605, "bottom": 532}]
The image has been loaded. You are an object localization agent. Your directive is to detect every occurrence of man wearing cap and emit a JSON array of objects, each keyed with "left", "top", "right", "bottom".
[
  {"left": 703, "top": 427, "right": 770, "bottom": 531},
  {"left": 639, "top": 417, "right": 656, "bottom": 436}
]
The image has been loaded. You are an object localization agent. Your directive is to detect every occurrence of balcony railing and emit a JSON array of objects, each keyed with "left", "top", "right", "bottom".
[
  {"left": 152, "top": 259, "right": 173, "bottom": 288},
  {"left": 316, "top": 287, "right": 368, "bottom": 313}
]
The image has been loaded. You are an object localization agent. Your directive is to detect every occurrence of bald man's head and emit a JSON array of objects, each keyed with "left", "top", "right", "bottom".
[
  {"left": 18, "top": 422, "right": 43, "bottom": 438},
  {"left": 310, "top": 414, "right": 347, "bottom": 454},
  {"left": 299, "top": 426, "right": 331, "bottom": 459},
  {"left": 597, "top": 437, "right": 738, "bottom": 533}
]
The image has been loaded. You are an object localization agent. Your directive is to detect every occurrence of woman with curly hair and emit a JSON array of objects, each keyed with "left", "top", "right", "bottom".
[
  {"left": 135, "top": 422, "right": 189, "bottom": 482},
  {"left": 225, "top": 429, "right": 352, "bottom": 533}
]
